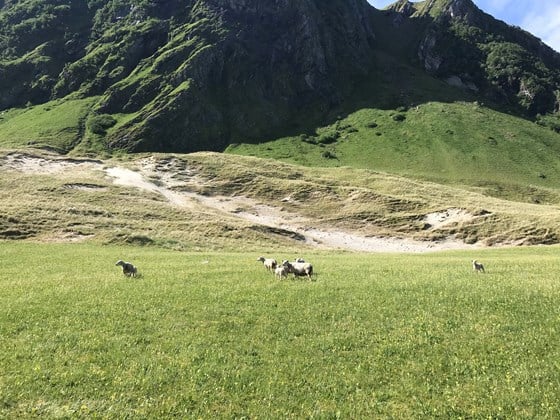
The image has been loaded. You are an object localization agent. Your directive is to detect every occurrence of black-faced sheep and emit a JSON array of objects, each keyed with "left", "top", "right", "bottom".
[
  {"left": 472, "top": 259, "right": 485, "bottom": 273},
  {"left": 282, "top": 260, "right": 313, "bottom": 280},
  {"left": 116, "top": 260, "right": 138, "bottom": 277},
  {"left": 257, "top": 256, "right": 277, "bottom": 272}
]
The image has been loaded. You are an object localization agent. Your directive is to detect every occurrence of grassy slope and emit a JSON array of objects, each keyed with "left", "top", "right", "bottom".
[
  {"left": 226, "top": 6, "right": 560, "bottom": 198},
  {"left": 0, "top": 97, "right": 97, "bottom": 153},
  {"left": 1, "top": 242, "right": 560, "bottom": 418},
  {"left": 227, "top": 101, "right": 560, "bottom": 194}
]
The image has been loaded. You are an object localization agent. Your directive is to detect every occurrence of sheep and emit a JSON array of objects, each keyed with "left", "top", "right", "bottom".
[
  {"left": 295, "top": 257, "right": 305, "bottom": 263},
  {"left": 472, "top": 259, "right": 485, "bottom": 273},
  {"left": 257, "top": 256, "right": 277, "bottom": 272},
  {"left": 116, "top": 260, "right": 138, "bottom": 277},
  {"left": 282, "top": 259, "right": 313, "bottom": 280},
  {"left": 274, "top": 264, "right": 288, "bottom": 280}
]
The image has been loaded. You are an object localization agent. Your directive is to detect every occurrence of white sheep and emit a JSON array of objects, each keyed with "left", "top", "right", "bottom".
[
  {"left": 274, "top": 264, "right": 288, "bottom": 280},
  {"left": 472, "top": 259, "right": 485, "bottom": 273},
  {"left": 282, "top": 259, "right": 313, "bottom": 280},
  {"left": 116, "top": 260, "right": 138, "bottom": 277},
  {"left": 257, "top": 256, "right": 277, "bottom": 272}
]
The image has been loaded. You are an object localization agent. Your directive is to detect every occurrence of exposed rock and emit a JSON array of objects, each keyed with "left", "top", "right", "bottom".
[
  {"left": 418, "top": 31, "right": 443, "bottom": 73},
  {"left": 446, "top": 75, "right": 478, "bottom": 91}
]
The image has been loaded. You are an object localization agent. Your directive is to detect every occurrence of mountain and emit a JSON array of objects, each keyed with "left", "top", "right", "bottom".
[
  {"left": 394, "top": 0, "right": 560, "bottom": 115},
  {"left": 0, "top": 0, "right": 559, "bottom": 154}
]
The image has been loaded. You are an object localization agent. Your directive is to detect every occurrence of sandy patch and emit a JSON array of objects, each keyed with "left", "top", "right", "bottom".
[
  {"left": 105, "top": 160, "right": 479, "bottom": 253},
  {"left": 1, "top": 152, "right": 102, "bottom": 174},
  {"left": 424, "top": 208, "right": 474, "bottom": 229}
]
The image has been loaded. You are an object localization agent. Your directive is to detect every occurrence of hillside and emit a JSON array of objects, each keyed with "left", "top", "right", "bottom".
[
  {"left": 2, "top": 149, "right": 560, "bottom": 250},
  {"left": 2, "top": 0, "right": 560, "bottom": 248},
  {"left": 0, "top": 0, "right": 559, "bottom": 155}
]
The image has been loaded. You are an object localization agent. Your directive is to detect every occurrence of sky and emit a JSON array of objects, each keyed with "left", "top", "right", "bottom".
[{"left": 367, "top": 0, "right": 560, "bottom": 53}]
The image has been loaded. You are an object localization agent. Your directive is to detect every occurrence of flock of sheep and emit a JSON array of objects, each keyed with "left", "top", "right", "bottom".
[
  {"left": 257, "top": 256, "right": 314, "bottom": 280},
  {"left": 115, "top": 256, "right": 485, "bottom": 279},
  {"left": 113, "top": 256, "right": 315, "bottom": 280}
]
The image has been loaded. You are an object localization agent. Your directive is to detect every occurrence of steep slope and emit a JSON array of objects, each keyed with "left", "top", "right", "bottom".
[
  {"left": 0, "top": 0, "right": 377, "bottom": 152},
  {"left": 386, "top": 0, "right": 560, "bottom": 115},
  {"left": 0, "top": 0, "right": 559, "bottom": 156}
]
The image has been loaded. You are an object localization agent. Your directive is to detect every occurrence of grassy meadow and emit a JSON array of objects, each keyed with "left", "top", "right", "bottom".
[{"left": 2, "top": 242, "right": 560, "bottom": 418}]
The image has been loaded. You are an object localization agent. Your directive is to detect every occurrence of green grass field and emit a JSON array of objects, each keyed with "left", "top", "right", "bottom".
[{"left": 2, "top": 242, "right": 559, "bottom": 418}]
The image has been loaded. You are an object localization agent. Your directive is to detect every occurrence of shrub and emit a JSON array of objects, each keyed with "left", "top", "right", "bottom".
[
  {"left": 89, "top": 114, "right": 117, "bottom": 135},
  {"left": 536, "top": 113, "right": 560, "bottom": 133},
  {"left": 318, "top": 131, "right": 339, "bottom": 144},
  {"left": 322, "top": 150, "right": 337, "bottom": 159},
  {"left": 392, "top": 114, "right": 406, "bottom": 122}
]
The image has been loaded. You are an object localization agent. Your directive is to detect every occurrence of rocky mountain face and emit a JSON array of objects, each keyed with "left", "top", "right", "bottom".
[
  {"left": 98, "top": 0, "right": 377, "bottom": 151},
  {"left": 0, "top": 0, "right": 559, "bottom": 152},
  {"left": 390, "top": 0, "right": 560, "bottom": 114}
]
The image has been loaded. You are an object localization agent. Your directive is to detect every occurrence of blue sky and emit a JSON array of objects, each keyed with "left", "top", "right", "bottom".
[{"left": 367, "top": 0, "right": 560, "bottom": 53}]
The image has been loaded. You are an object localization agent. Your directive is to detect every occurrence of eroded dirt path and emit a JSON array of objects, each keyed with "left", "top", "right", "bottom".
[{"left": 105, "top": 160, "right": 479, "bottom": 253}]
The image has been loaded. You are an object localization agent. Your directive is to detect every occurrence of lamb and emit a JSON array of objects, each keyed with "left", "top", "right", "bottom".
[
  {"left": 472, "top": 259, "right": 485, "bottom": 273},
  {"left": 274, "top": 264, "right": 288, "bottom": 280},
  {"left": 282, "top": 260, "right": 313, "bottom": 280},
  {"left": 116, "top": 260, "right": 138, "bottom": 277},
  {"left": 257, "top": 256, "right": 277, "bottom": 272}
]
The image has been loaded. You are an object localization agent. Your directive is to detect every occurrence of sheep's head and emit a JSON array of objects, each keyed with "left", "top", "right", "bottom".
[
  {"left": 257, "top": 256, "right": 265, "bottom": 262},
  {"left": 115, "top": 260, "right": 124, "bottom": 267}
]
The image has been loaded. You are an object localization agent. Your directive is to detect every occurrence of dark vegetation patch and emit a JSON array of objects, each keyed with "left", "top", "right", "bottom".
[
  {"left": 63, "top": 183, "right": 106, "bottom": 190},
  {"left": 249, "top": 225, "right": 306, "bottom": 242}
]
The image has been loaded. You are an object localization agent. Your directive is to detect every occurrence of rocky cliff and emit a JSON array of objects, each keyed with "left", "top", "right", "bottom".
[{"left": 389, "top": 0, "right": 560, "bottom": 114}]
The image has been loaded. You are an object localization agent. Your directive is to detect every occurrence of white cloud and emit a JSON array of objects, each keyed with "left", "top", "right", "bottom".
[
  {"left": 479, "top": 0, "right": 514, "bottom": 13},
  {"left": 521, "top": 2, "right": 560, "bottom": 52}
]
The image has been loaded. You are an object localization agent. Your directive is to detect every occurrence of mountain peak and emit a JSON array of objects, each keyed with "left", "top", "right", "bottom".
[{"left": 414, "top": 0, "right": 478, "bottom": 20}]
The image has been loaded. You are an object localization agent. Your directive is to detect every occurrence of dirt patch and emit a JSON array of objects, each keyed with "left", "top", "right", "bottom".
[
  {"left": 105, "top": 159, "right": 480, "bottom": 253},
  {"left": 63, "top": 183, "right": 106, "bottom": 191},
  {"left": 423, "top": 208, "right": 475, "bottom": 229},
  {"left": 1, "top": 152, "right": 102, "bottom": 174}
]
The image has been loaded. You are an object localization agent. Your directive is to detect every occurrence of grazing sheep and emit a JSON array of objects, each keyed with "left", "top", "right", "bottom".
[
  {"left": 274, "top": 264, "right": 288, "bottom": 280},
  {"left": 282, "top": 260, "right": 314, "bottom": 280},
  {"left": 116, "top": 260, "right": 138, "bottom": 277},
  {"left": 257, "top": 256, "right": 277, "bottom": 272},
  {"left": 472, "top": 259, "right": 485, "bottom": 273}
]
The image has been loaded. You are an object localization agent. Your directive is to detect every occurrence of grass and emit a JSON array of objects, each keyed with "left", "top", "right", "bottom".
[
  {"left": 0, "top": 97, "right": 97, "bottom": 153},
  {"left": 1, "top": 242, "right": 560, "bottom": 417},
  {"left": 226, "top": 101, "right": 560, "bottom": 195}
]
